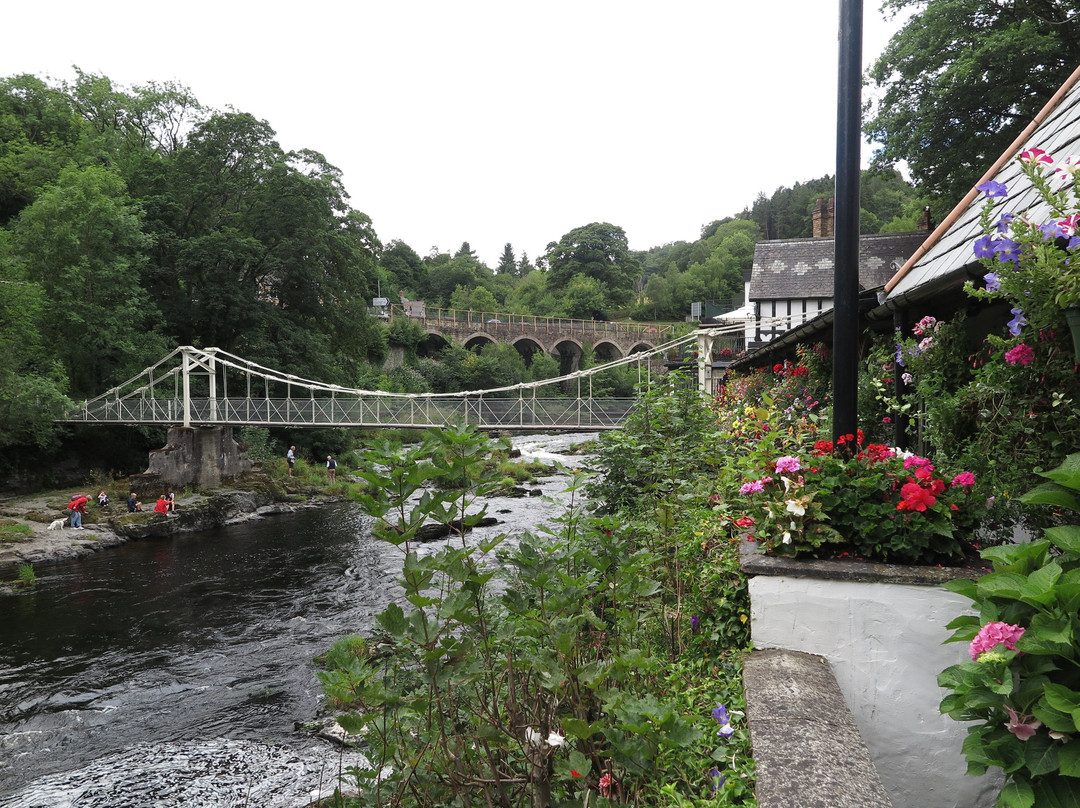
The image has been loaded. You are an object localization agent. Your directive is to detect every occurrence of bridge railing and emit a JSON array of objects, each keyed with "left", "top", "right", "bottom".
[
  {"left": 70, "top": 395, "right": 639, "bottom": 431},
  {"left": 389, "top": 305, "right": 684, "bottom": 340}
]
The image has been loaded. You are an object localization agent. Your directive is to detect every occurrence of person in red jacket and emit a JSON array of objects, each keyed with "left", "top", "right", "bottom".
[
  {"left": 68, "top": 494, "right": 89, "bottom": 529},
  {"left": 153, "top": 495, "right": 169, "bottom": 514}
]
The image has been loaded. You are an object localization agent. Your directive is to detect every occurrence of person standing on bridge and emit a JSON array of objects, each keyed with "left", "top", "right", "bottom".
[
  {"left": 287, "top": 445, "right": 296, "bottom": 477},
  {"left": 326, "top": 455, "right": 337, "bottom": 484}
]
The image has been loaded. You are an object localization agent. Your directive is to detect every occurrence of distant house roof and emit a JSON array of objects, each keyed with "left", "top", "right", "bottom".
[
  {"left": 750, "top": 232, "right": 927, "bottom": 300},
  {"left": 884, "top": 62, "right": 1080, "bottom": 307}
]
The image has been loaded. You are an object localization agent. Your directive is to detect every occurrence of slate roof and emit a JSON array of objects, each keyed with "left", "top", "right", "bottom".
[
  {"left": 885, "top": 63, "right": 1080, "bottom": 306},
  {"left": 750, "top": 232, "right": 927, "bottom": 300}
]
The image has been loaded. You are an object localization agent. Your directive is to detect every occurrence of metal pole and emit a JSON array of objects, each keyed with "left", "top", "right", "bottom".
[
  {"left": 182, "top": 349, "right": 192, "bottom": 427},
  {"left": 832, "top": 0, "right": 862, "bottom": 447}
]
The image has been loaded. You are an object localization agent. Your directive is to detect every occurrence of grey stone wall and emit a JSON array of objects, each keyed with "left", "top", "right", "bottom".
[{"left": 133, "top": 426, "right": 252, "bottom": 494}]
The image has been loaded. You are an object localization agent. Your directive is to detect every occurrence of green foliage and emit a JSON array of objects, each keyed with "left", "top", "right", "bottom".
[
  {"left": 587, "top": 379, "right": 727, "bottom": 513},
  {"left": 939, "top": 452, "right": 1080, "bottom": 805},
  {"left": 866, "top": 0, "right": 1080, "bottom": 219},
  {"left": 237, "top": 427, "right": 273, "bottom": 461},
  {"left": 0, "top": 520, "right": 33, "bottom": 543},
  {"left": 884, "top": 312, "right": 1080, "bottom": 528},
  {"left": 544, "top": 223, "right": 642, "bottom": 309},
  {"left": 16, "top": 563, "right": 36, "bottom": 586},
  {"left": 323, "top": 422, "right": 755, "bottom": 807}
]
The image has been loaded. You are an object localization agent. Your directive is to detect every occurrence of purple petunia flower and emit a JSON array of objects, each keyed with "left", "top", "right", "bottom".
[
  {"left": 710, "top": 768, "right": 726, "bottom": 792},
  {"left": 996, "top": 212, "right": 1015, "bottom": 234},
  {"left": 1039, "top": 222, "right": 1064, "bottom": 240},
  {"left": 690, "top": 615, "right": 700, "bottom": 630},
  {"left": 712, "top": 703, "right": 735, "bottom": 738},
  {"left": 895, "top": 343, "right": 905, "bottom": 367},
  {"left": 976, "top": 180, "right": 1008, "bottom": 198},
  {"left": 1007, "top": 307, "right": 1027, "bottom": 337},
  {"left": 983, "top": 272, "right": 1001, "bottom": 291},
  {"left": 995, "top": 239, "right": 1021, "bottom": 264},
  {"left": 973, "top": 235, "right": 998, "bottom": 259}
]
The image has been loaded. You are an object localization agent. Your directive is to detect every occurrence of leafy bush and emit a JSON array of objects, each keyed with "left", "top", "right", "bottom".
[
  {"left": 938, "top": 452, "right": 1080, "bottom": 807},
  {"left": 323, "top": 422, "right": 755, "bottom": 807}
]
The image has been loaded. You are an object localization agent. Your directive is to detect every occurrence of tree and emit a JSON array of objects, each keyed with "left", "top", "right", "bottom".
[
  {"left": 558, "top": 274, "right": 608, "bottom": 320},
  {"left": 505, "top": 269, "right": 557, "bottom": 316},
  {"left": 544, "top": 222, "right": 641, "bottom": 309},
  {"left": 0, "top": 74, "right": 82, "bottom": 225},
  {"left": 381, "top": 239, "right": 424, "bottom": 294},
  {"left": 495, "top": 242, "right": 516, "bottom": 275},
  {"left": 516, "top": 251, "right": 534, "bottom": 279},
  {"left": 10, "top": 164, "right": 166, "bottom": 394},
  {"left": 866, "top": 0, "right": 1080, "bottom": 216},
  {"left": 0, "top": 229, "right": 70, "bottom": 450}
]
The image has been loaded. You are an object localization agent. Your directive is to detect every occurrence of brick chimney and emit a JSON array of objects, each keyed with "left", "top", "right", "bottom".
[
  {"left": 917, "top": 205, "right": 934, "bottom": 232},
  {"left": 812, "top": 197, "right": 835, "bottom": 238}
]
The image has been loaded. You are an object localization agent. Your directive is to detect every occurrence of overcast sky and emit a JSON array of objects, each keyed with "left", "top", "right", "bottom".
[{"left": 4, "top": 1, "right": 909, "bottom": 268}]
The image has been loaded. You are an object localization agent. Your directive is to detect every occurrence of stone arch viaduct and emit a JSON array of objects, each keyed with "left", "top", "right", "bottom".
[{"left": 390, "top": 304, "right": 681, "bottom": 373}]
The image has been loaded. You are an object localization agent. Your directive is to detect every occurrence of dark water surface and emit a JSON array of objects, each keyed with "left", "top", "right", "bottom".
[{"left": 0, "top": 433, "right": 592, "bottom": 808}]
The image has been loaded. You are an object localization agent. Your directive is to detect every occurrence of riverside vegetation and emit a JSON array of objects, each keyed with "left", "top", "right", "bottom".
[{"left": 316, "top": 387, "right": 756, "bottom": 808}]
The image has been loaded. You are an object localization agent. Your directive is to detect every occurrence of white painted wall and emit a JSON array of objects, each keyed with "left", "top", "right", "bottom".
[{"left": 749, "top": 574, "right": 1003, "bottom": 808}]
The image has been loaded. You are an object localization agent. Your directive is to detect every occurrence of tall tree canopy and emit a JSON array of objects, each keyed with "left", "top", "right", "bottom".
[
  {"left": 543, "top": 223, "right": 641, "bottom": 310},
  {"left": 866, "top": 0, "right": 1080, "bottom": 216}
]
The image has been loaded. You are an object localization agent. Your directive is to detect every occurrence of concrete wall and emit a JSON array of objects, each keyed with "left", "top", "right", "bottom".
[{"left": 744, "top": 555, "right": 1002, "bottom": 808}]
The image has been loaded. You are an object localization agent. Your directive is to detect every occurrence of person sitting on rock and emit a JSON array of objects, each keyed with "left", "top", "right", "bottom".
[
  {"left": 153, "top": 495, "right": 169, "bottom": 514},
  {"left": 97, "top": 491, "right": 110, "bottom": 509},
  {"left": 127, "top": 493, "right": 139, "bottom": 512}
]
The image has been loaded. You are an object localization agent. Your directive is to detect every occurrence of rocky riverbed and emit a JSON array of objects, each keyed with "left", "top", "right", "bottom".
[{"left": 0, "top": 476, "right": 334, "bottom": 572}]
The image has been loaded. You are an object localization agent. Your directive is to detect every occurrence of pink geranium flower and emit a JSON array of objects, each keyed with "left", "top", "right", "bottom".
[
  {"left": 951, "top": 472, "right": 976, "bottom": 488},
  {"left": 1004, "top": 343, "right": 1035, "bottom": 366},
  {"left": 774, "top": 455, "right": 801, "bottom": 474},
  {"left": 969, "top": 621, "right": 1025, "bottom": 660}
]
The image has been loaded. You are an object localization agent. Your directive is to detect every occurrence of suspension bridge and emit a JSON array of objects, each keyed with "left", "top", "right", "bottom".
[{"left": 61, "top": 325, "right": 748, "bottom": 432}]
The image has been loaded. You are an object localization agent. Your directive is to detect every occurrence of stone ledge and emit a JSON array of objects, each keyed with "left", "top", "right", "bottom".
[
  {"left": 743, "top": 649, "right": 892, "bottom": 808},
  {"left": 739, "top": 539, "right": 984, "bottom": 585}
]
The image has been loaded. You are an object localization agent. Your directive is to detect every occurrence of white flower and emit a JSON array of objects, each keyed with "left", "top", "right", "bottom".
[
  {"left": 782, "top": 532, "right": 792, "bottom": 544},
  {"left": 546, "top": 731, "right": 565, "bottom": 748},
  {"left": 525, "top": 727, "right": 542, "bottom": 747},
  {"left": 785, "top": 500, "right": 805, "bottom": 517}
]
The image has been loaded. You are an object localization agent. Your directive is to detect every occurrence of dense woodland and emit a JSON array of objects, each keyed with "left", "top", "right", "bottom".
[{"left": 2, "top": 2, "right": 1076, "bottom": 474}]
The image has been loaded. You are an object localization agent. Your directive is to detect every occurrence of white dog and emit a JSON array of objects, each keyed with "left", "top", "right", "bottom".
[{"left": 47, "top": 518, "right": 66, "bottom": 531}]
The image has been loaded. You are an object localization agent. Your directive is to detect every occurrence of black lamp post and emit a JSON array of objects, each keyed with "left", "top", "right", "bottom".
[{"left": 832, "top": 0, "right": 862, "bottom": 448}]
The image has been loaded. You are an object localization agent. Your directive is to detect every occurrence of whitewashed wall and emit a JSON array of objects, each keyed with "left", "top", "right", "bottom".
[{"left": 749, "top": 573, "right": 1002, "bottom": 808}]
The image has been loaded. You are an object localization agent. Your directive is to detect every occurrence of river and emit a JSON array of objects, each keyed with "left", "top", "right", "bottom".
[{"left": 0, "top": 433, "right": 597, "bottom": 808}]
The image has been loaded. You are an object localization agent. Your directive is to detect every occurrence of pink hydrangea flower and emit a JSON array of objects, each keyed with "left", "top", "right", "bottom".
[
  {"left": 774, "top": 455, "right": 801, "bottom": 474},
  {"left": 740, "top": 480, "right": 764, "bottom": 494},
  {"left": 1004, "top": 343, "right": 1035, "bottom": 366},
  {"left": 951, "top": 472, "right": 976, "bottom": 488},
  {"left": 969, "top": 621, "right": 1026, "bottom": 660}
]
